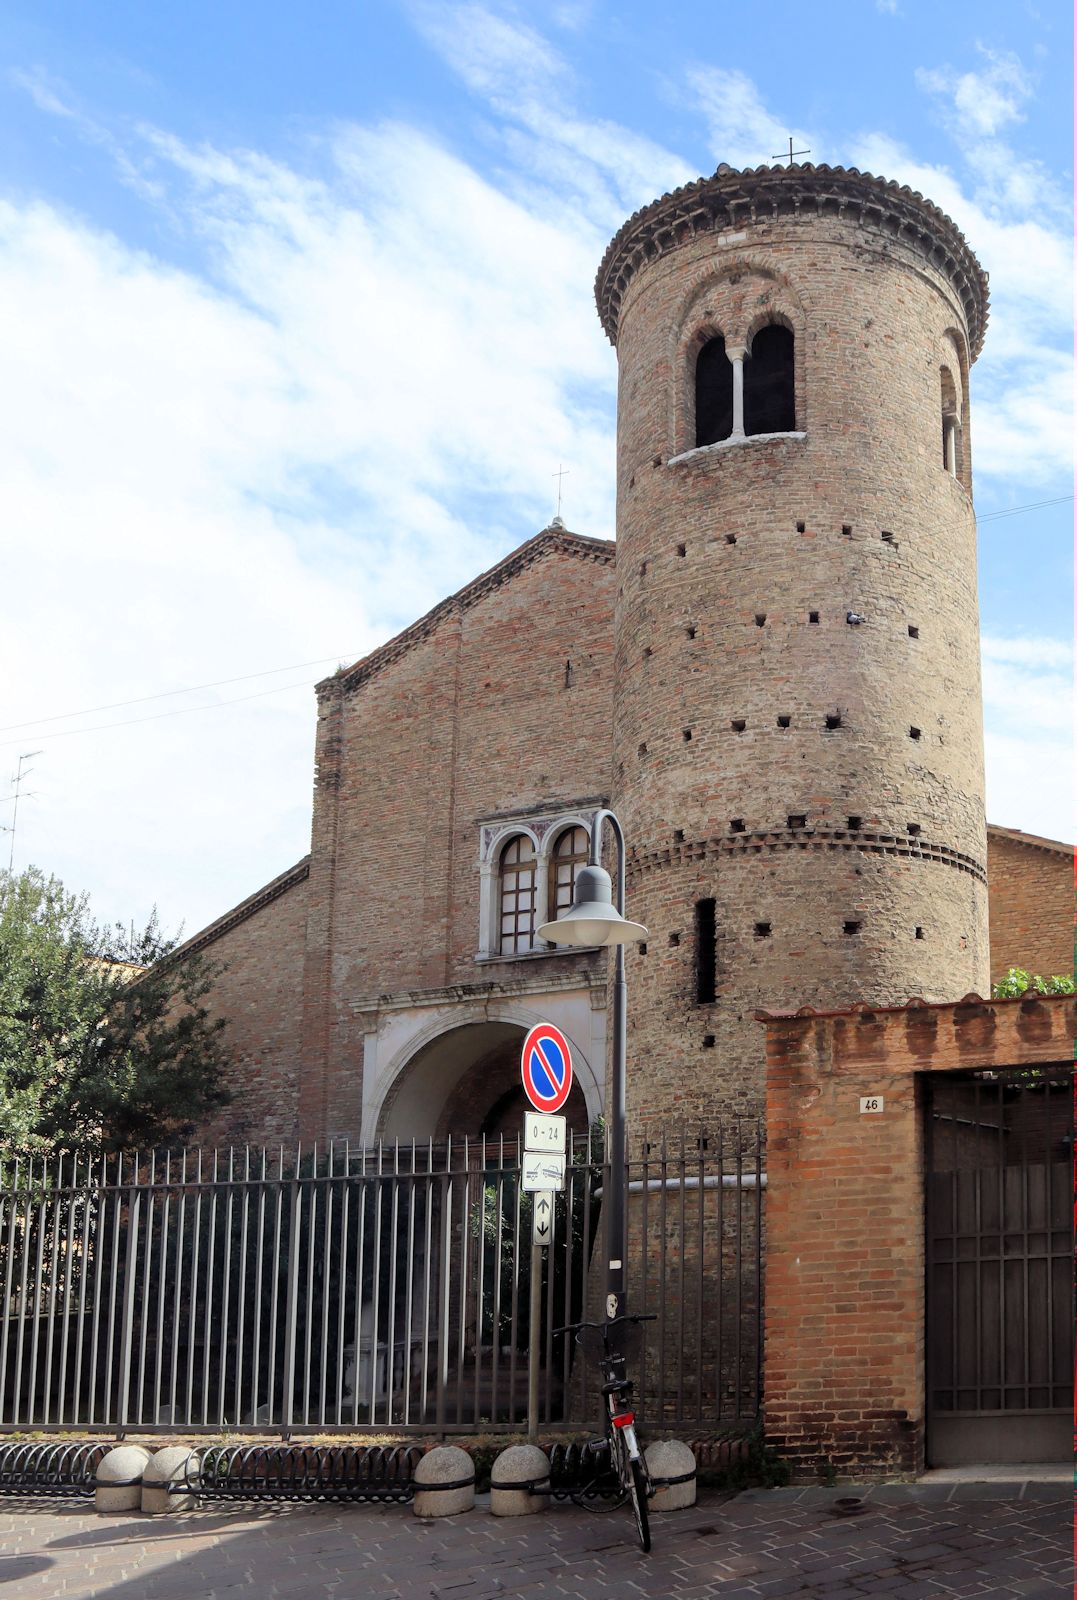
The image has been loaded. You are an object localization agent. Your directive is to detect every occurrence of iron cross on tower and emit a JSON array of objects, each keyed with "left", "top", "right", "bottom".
[
  {"left": 552, "top": 464, "right": 570, "bottom": 520},
  {"left": 773, "top": 136, "right": 811, "bottom": 166}
]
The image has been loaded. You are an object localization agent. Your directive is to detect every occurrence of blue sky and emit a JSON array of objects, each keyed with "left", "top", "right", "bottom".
[{"left": 0, "top": 0, "right": 1072, "bottom": 933}]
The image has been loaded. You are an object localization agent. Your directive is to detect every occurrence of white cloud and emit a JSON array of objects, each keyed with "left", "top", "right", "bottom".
[
  {"left": 917, "top": 48, "right": 1031, "bottom": 140},
  {"left": 687, "top": 67, "right": 815, "bottom": 171},
  {"left": 876, "top": 0, "right": 899, "bottom": 13},
  {"left": 981, "top": 635, "right": 1073, "bottom": 843}
]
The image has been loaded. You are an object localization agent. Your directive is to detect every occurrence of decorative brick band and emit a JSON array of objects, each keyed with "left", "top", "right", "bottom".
[
  {"left": 626, "top": 825, "right": 987, "bottom": 887},
  {"left": 595, "top": 162, "right": 989, "bottom": 355}
]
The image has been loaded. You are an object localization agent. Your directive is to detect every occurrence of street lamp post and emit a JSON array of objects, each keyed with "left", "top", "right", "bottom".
[{"left": 536, "top": 808, "right": 647, "bottom": 1339}]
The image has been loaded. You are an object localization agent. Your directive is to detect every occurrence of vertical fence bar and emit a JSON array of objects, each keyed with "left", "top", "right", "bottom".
[
  {"left": 152, "top": 1152, "right": 171, "bottom": 1426},
  {"left": 369, "top": 1143, "right": 385, "bottom": 1421},
  {"left": 267, "top": 1148, "right": 285, "bottom": 1428},
  {"left": 281, "top": 1157, "right": 302, "bottom": 1435},
  {"left": 387, "top": 1143, "right": 401, "bottom": 1427},
  {"left": 117, "top": 1159, "right": 141, "bottom": 1430},
  {"left": 0, "top": 1159, "right": 17, "bottom": 1424},
  {"left": 419, "top": 1139, "right": 434, "bottom": 1428},
  {"left": 234, "top": 1148, "right": 251, "bottom": 1427},
  {"left": 169, "top": 1151, "right": 188, "bottom": 1425},
  {"left": 185, "top": 1150, "right": 204, "bottom": 1426},
  {"left": 41, "top": 1156, "right": 63, "bottom": 1425},
  {"left": 334, "top": 1142, "right": 350, "bottom": 1427},
  {"left": 754, "top": 1121, "right": 763, "bottom": 1414},
  {"left": 351, "top": 1144, "right": 368, "bottom": 1426},
  {"left": 57, "top": 1153, "right": 80, "bottom": 1425},
  {"left": 27, "top": 1159, "right": 50, "bottom": 1424}
]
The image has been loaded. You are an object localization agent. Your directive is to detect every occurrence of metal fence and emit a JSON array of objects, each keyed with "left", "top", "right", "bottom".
[{"left": 0, "top": 1123, "right": 762, "bottom": 1436}]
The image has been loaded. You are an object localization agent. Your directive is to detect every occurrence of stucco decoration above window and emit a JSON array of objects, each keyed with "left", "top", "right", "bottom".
[{"left": 476, "top": 808, "right": 598, "bottom": 959}]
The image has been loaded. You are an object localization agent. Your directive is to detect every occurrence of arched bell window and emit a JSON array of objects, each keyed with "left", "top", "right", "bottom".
[
  {"left": 695, "top": 335, "right": 734, "bottom": 447},
  {"left": 744, "top": 324, "right": 795, "bottom": 435},
  {"left": 547, "top": 826, "right": 589, "bottom": 940},
  {"left": 499, "top": 834, "right": 536, "bottom": 954},
  {"left": 940, "top": 366, "right": 959, "bottom": 476}
]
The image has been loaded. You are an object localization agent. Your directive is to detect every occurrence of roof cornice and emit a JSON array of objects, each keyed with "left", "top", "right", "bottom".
[
  {"left": 172, "top": 857, "right": 311, "bottom": 960},
  {"left": 595, "top": 163, "right": 989, "bottom": 358},
  {"left": 987, "top": 823, "right": 1074, "bottom": 858},
  {"left": 319, "top": 526, "right": 614, "bottom": 701}
]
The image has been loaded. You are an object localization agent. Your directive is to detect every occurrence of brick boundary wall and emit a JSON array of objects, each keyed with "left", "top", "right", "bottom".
[{"left": 761, "top": 990, "right": 1076, "bottom": 1480}]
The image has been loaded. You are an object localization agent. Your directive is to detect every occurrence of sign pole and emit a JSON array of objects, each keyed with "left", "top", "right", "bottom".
[{"left": 527, "top": 1241, "right": 542, "bottom": 1443}]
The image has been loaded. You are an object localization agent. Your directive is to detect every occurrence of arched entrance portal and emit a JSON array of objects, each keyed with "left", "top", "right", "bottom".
[{"left": 377, "top": 1020, "right": 592, "bottom": 1142}]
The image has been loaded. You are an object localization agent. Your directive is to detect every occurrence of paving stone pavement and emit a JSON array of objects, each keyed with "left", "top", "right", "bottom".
[{"left": 0, "top": 1482, "right": 1071, "bottom": 1599}]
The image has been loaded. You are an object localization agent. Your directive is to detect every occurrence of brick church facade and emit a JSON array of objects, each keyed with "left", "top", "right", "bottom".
[{"left": 180, "top": 163, "right": 1073, "bottom": 1152}]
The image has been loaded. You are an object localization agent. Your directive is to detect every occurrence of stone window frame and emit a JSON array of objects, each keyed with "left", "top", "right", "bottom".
[
  {"left": 476, "top": 809, "right": 597, "bottom": 961},
  {"left": 667, "top": 262, "right": 807, "bottom": 465},
  {"left": 939, "top": 327, "right": 972, "bottom": 494}
]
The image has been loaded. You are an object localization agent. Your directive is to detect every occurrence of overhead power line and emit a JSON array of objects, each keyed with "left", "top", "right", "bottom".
[
  {"left": 977, "top": 494, "right": 1073, "bottom": 523},
  {"left": 0, "top": 677, "right": 323, "bottom": 751},
  {"left": 0, "top": 652, "right": 357, "bottom": 735}
]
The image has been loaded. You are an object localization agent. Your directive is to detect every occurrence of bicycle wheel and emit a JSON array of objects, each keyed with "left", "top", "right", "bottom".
[{"left": 627, "top": 1454, "right": 651, "bottom": 1553}]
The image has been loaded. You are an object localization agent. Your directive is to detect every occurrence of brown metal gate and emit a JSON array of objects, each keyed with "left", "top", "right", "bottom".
[{"left": 925, "top": 1068, "right": 1073, "bottom": 1466}]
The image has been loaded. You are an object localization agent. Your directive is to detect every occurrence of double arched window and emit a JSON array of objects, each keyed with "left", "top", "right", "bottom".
[
  {"left": 494, "top": 823, "right": 591, "bottom": 956},
  {"left": 694, "top": 322, "right": 796, "bottom": 447}
]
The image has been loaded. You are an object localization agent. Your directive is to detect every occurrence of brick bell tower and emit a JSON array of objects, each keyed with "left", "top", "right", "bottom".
[{"left": 596, "top": 163, "right": 991, "bottom": 1123}]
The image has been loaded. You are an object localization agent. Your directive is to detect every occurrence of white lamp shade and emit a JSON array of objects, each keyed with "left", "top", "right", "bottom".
[{"left": 536, "top": 863, "right": 649, "bottom": 947}]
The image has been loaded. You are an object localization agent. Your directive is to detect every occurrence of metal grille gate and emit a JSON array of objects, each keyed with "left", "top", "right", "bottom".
[
  {"left": 0, "top": 1124, "right": 762, "bottom": 1436},
  {"left": 925, "top": 1067, "right": 1073, "bottom": 1466}
]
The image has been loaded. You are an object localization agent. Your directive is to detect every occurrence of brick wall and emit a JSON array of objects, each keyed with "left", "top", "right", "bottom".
[
  {"left": 184, "top": 861, "right": 312, "bottom": 1147},
  {"left": 987, "top": 827, "right": 1074, "bottom": 983},
  {"left": 762, "top": 991, "right": 1076, "bottom": 1479}
]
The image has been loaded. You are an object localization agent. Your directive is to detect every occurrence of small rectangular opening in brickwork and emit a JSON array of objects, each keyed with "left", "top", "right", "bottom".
[
  {"left": 638, "top": 741, "right": 648, "bottom": 757},
  {"left": 673, "top": 828, "right": 684, "bottom": 842},
  {"left": 695, "top": 899, "right": 717, "bottom": 1003},
  {"left": 909, "top": 726, "right": 921, "bottom": 740},
  {"left": 677, "top": 542, "right": 687, "bottom": 556},
  {"left": 777, "top": 715, "right": 791, "bottom": 728},
  {"left": 639, "top": 560, "right": 648, "bottom": 576},
  {"left": 908, "top": 625, "right": 919, "bottom": 638},
  {"left": 881, "top": 530, "right": 895, "bottom": 544},
  {"left": 686, "top": 624, "right": 697, "bottom": 639},
  {"left": 725, "top": 533, "right": 737, "bottom": 545},
  {"left": 915, "top": 926, "right": 925, "bottom": 939},
  {"left": 731, "top": 718, "right": 746, "bottom": 732},
  {"left": 787, "top": 814, "right": 806, "bottom": 829},
  {"left": 842, "top": 524, "right": 852, "bottom": 536},
  {"left": 907, "top": 822, "right": 921, "bottom": 835},
  {"left": 669, "top": 931, "right": 681, "bottom": 946},
  {"left": 754, "top": 921, "right": 772, "bottom": 938},
  {"left": 682, "top": 727, "right": 693, "bottom": 741},
  {"left": 638, "top": 942, "right": 648, "bottom": 955},
  {"left": 702, "top": 1034, "right": 716, "bottom": 1048},
  {"left": 755, "top": 614, "right": 766, "bottom": 627},
  {"left": 847, "top": 815, "right": 862, "bottom": 830},
  {"left": 730, "top": 818, "right": 745, "bottom": 832},
  {"left": 643, "top": 645, "right": 652, "bottom": 658},
  {"left": 825, "top": 714, "right": 842, "bottom": 730},
  {"left": 809, "top": 611, "right": 819, "bottom": 623},
  {"left": 844, "top": 920, "right": 861, "bottom": 936},
  {"left": 796, "top": 521, "right": 805, "bottom": 533}
]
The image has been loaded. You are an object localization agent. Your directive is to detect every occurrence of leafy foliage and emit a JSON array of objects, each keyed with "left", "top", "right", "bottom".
[
  {"left": 991, "top": 966, "right": 1075, "bottom": 999},
  {"left": 0, "top": 866, "right": 231, "bottom": 1154}
]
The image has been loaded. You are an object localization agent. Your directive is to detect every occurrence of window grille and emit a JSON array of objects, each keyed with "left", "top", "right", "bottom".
[{"left": 499, "top": 835, "right": 537, "bottom": 954}]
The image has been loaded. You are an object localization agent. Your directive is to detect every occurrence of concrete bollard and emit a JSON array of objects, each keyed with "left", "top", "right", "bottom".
[
  {"left": 644, "top": 1440, "right": 697, "bottom": 1511},
  {"left": 412, "top": 1445, "right": 475, "bottom": 1518},
  {"left": 140, "top": 1446, "right": 200, "bottom": 1514},
  {"left": 489, "top": 1444, "right": 550, "bottom": 1517},
  {"left": 94, "top": 1445, "right": 152, "bottom": 1513}
]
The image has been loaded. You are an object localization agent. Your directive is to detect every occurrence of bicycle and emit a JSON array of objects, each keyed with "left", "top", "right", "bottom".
[{"left": 556, "top": 1313, "right": 656, "bottom": 1552}]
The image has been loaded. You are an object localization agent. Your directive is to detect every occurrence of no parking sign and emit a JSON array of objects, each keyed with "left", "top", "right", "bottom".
[{"left": 520, "top": 1023, "right": 573, "bottom": 1114}]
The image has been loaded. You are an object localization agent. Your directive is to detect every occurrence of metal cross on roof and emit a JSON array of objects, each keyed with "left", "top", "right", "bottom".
[
  {"left": 552, "top": 464, "right": 570, "bottom": 520},
  {"left": 772, "top": 136, "right": 811, "bottom": 167}
]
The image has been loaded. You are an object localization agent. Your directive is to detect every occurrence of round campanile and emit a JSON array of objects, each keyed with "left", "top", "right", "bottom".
[{"left": 597, "top": 163, "right": 991, "bottom": 1124}]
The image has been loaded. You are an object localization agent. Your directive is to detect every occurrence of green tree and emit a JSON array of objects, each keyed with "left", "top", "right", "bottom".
[
  {"left": 0, "top": 866, "right": 231, "bottom": 1154},
  {"left": 991, "top": 965, "right": 1075, "bottom": 999}
]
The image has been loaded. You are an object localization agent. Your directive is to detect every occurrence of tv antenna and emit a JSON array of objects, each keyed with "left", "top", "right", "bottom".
[{"left": 3, "top": 750, "right": 42, "bottom": 873}]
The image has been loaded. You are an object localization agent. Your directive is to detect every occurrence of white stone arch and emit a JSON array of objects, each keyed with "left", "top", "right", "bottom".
[
  {"left": 668, "top": 258, "right": 807, "bottom": 456},
  {"left": 536, "top": 812, "right": 593, "bottom": 945},
  {"left": 478, "top": 823, "right": 542, "bottom": 958},
  {"left": 365, "top": 995, "right": 604, "bottom": 1142}
]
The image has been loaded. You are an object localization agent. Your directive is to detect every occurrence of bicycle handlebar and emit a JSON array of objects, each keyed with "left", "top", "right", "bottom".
[{"left": 553, "top": 1313, "right": 658, "bottom": 1336}]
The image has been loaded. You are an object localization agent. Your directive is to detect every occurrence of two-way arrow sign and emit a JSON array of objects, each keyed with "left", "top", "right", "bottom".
[{"left": 531, "top": 1191, "right": 555, "bottom": 1248}]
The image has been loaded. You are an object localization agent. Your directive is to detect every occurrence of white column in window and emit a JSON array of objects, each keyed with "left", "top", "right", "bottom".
[
  {"left": 943, "top": 411, "right": 958, "bottom": 476},
  {"left": 729, "top": 346, "right": 746, "bottom": 439}
]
